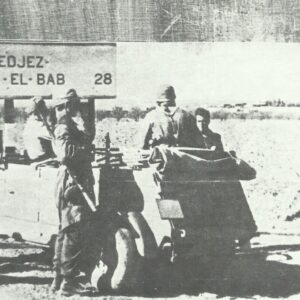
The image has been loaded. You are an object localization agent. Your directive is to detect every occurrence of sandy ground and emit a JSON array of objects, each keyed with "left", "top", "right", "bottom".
[
  {"left": 1, "top": 234, "right": 300, "bottom": 300},
  {"left": 95, "top": 119, "right": 300, "bottom": 233},
  {"left": 0, "top": 119, "right": 300, "bottom": 299}
]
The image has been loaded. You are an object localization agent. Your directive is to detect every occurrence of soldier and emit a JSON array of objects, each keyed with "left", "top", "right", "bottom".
[
  {"left": 140, "top": 85, "right": 202, "bottom": 149},
  {"left": 51, "top": 89, "right": 95, "bottom": 296},
  {"left": 23, "top": 97, "right": 54, "bottom": 162},
  {"left": 194, "top": 107, "right": 224, "bottom": 152}
]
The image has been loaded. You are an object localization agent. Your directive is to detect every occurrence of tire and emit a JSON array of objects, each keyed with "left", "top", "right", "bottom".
[
  {"left": 91, "top": 227, "right": 140, "bottom": 292},
  {"left": 127, "top": 212, "right": 158, "bottom": 259}
]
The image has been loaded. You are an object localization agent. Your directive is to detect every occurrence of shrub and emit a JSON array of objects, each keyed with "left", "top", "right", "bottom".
[
  {"left": 128, "top": 106, "right": 143, "bottom": 121},
  {"left": 111, "top": 106, "right": 125, "bottom": 121}
]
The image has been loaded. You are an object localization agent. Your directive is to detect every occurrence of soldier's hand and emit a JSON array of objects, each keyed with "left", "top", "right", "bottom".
[
  {"left": 73, "top": 115, "right": 85, "bottom": 132},
  {"left": 32, "top": 96, "right": 43, "bottom": 104}
]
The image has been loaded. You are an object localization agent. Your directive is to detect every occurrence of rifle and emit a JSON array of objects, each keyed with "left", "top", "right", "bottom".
[{"left": 33, "top": 98, "right": 97, "bottom": 212}]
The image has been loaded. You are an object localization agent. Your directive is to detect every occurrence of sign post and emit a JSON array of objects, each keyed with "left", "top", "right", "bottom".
[{"left": 0, "top": 42, "right": 116, "bottom": 156}]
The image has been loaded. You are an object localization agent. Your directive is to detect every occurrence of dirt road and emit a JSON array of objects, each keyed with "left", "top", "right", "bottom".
[{"left": 1, "top": 233, "right": 300, "bottom": 299}]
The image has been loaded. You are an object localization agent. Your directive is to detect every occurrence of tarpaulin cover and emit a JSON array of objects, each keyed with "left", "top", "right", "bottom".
[
  {"left": 149, "top": 146, "right": 257, "bottom": 242},
  {"left": 149, "top": 146, "right": 256, "bottom": 182}
]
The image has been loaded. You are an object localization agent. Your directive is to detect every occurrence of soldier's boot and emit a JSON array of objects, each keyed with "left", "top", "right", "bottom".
[
  {"left": 50, "top": 272, "right": 63, "bottom": 292},
  {"left": 59, "top": 278, "right": 91, "bottom": 297}
]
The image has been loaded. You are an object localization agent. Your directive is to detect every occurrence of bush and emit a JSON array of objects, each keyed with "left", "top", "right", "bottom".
[
  {"left": 96, "top": 106, "right": 155, "bottom": 122},
  {"left": 127, "top": 106, "right": 143, "bottom": 121},
  {"left": 210, "top": 109, "right": 275, "bottom": 120},
  {"left": 111, "top": 106, "right": 125, "bottom": 121},
  {"left": 96, "top": 110, "right": 111, "bottom": 121}
]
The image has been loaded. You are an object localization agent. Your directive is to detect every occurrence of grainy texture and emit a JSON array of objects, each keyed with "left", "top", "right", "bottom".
[
  {"left": 0, "top": 0, "right": 299, "bottom": 42},
  {"left": 159, "top": 0, "right": 300, "bottom": 42},
  {"left": 1, "top": 119, "right": 300, "bottom": 299},
  {"left": 0, "top": 0, "right": 160, "bottom": 41}
]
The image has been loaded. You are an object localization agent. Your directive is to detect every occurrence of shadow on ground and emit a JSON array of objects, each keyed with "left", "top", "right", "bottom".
[
  {"left": 209, "top": 253, "right": 300, "bottom": 298},
  {"left": 1, "top": 240, "right": 300, "bottom": 299},
  {"left": 0, "top": 241, "right": 53, "bottom": 286},
  {"left": 141, "top": 243, "right": 300, "bottom": 299},
  {"left": 0, "top": 275, "right": 52, "bottom": 285},
  {"left": 215, "top": 243, "right": 300, "bottom": 298},
  {"left": 0, "top": 250, "right": 52, "bottom": 265}
]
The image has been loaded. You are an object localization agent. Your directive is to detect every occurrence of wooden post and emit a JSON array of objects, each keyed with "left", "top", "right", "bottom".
[
  {"left": 4, "top": 98, "right": 15, "bottom": 124},
  {"left": 3, "top": 98, "right": 16, "bottom": 156},
  {"left": 88, "top": 97, "right": 95, "bottom": 140}
]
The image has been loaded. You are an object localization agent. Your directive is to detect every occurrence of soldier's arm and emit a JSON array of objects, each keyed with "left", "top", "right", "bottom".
[
  {"left": 72, "top": 113, "right": 95, "bottom": 144},
  {"left": 54, "top": 124, "right": 86, "bottom": 164},
  {"left": 215, "top": 133, "right": 224, "bottom": 152},
  {"left": 139, "top": 115, "right": 154, "bottom": 150}
]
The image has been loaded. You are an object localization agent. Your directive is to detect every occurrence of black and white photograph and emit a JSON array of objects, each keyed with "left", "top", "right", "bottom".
[{"left": 0, "top": 1, "right": 299, "bottom": 300}]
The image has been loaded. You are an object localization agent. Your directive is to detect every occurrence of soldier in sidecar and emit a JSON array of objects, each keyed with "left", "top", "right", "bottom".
[
  {"left": 137, "top": 86, "right": 256, "bottom": 270},
  {"left": 194, "top": 107, "right": 224, "bottom": 152},
  {"left": 88, "top": 141, "right": 257, "bottom": 293},
  {"left": 129, "top": 145, "right": 257, "bottom": 290},
  {"left": 89, "top": 84, "right": 257, "bottom": 292}
]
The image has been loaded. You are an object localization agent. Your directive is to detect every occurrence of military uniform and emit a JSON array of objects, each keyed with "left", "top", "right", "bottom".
[
  {"left": 193, "top": 128, "right": 224, "bottom": 151},
  {"left": 52, "top": 116, "right": 95, "bottom": 281},
  {"left": 202, "top": 129, "right": 224, "bottom": 152},
  {"left": 194, "top": 107, "right": 224, "bottom": 152},
  {"left": 23, "top": 98, "right": 54, "bottom": 162},
  {"left": 141, "top": 107, "right": 203, "bottom": 149}
]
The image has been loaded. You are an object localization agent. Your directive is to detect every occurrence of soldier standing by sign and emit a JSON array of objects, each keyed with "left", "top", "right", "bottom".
[
  {"left": 51, "top": 89, "right": 96, "bottom": 296},
  {"left": 140, "top": 85, "right": 203, "bottom": 149},
  {"left": 23, "top": 97, "right": 54, "bottom": 162}
]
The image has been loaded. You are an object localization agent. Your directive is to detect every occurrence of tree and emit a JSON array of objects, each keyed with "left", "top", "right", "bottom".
[
  {"left": 111, "top": 106, "right": 125, "bottom": 121},
  {"left": 96, "top": 109, "right": 110, "bottom": 121},
  {"left": 129, "top": 106, "right": 143, "bottom": 121}
]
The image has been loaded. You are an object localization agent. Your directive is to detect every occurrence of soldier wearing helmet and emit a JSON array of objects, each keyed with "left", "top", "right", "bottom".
[
  {"left": 51, "top": 89, "right": 95, "bottom": 296},
  {"left": 140, "top": 85, "right": 203, "bottom": 149}
]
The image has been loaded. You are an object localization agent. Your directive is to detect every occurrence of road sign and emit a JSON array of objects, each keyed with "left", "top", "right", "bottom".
[{"left": 0, "top": 42, "right": 116, "bottom": 98}]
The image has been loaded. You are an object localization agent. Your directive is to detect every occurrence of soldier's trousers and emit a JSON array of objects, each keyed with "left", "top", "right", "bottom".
[{"left": 53, "top": 222, "right": 93, "bottom": 278}]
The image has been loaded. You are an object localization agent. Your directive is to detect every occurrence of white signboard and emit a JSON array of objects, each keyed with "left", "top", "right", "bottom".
[{"left": 0, "top": 42, "right": 116, "bottom": 98}]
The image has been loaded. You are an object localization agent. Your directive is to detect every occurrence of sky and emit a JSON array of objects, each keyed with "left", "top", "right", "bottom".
[
  {"left": 2, "top": 42, "right": 300, "bottom": 109},
  {"left": 112, "top": 42, "right": 300, "bottom": 109}
]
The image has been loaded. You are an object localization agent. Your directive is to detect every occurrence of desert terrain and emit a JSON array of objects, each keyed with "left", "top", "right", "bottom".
[{"left": 0, "top": 118, "right": 300, "bottom": 299}]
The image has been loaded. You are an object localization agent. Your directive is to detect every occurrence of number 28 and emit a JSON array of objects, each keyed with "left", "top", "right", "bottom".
[{"left": 94, "top": 73, "right": 112, "bottom": 85}]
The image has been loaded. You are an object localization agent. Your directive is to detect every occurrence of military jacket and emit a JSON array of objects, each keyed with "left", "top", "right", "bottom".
[
  {"left": 140, "top": 107, "right": 204, "bottom": 149},
  {"left": 53, "top": 116, "right": 95, "bottom": 230}
]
